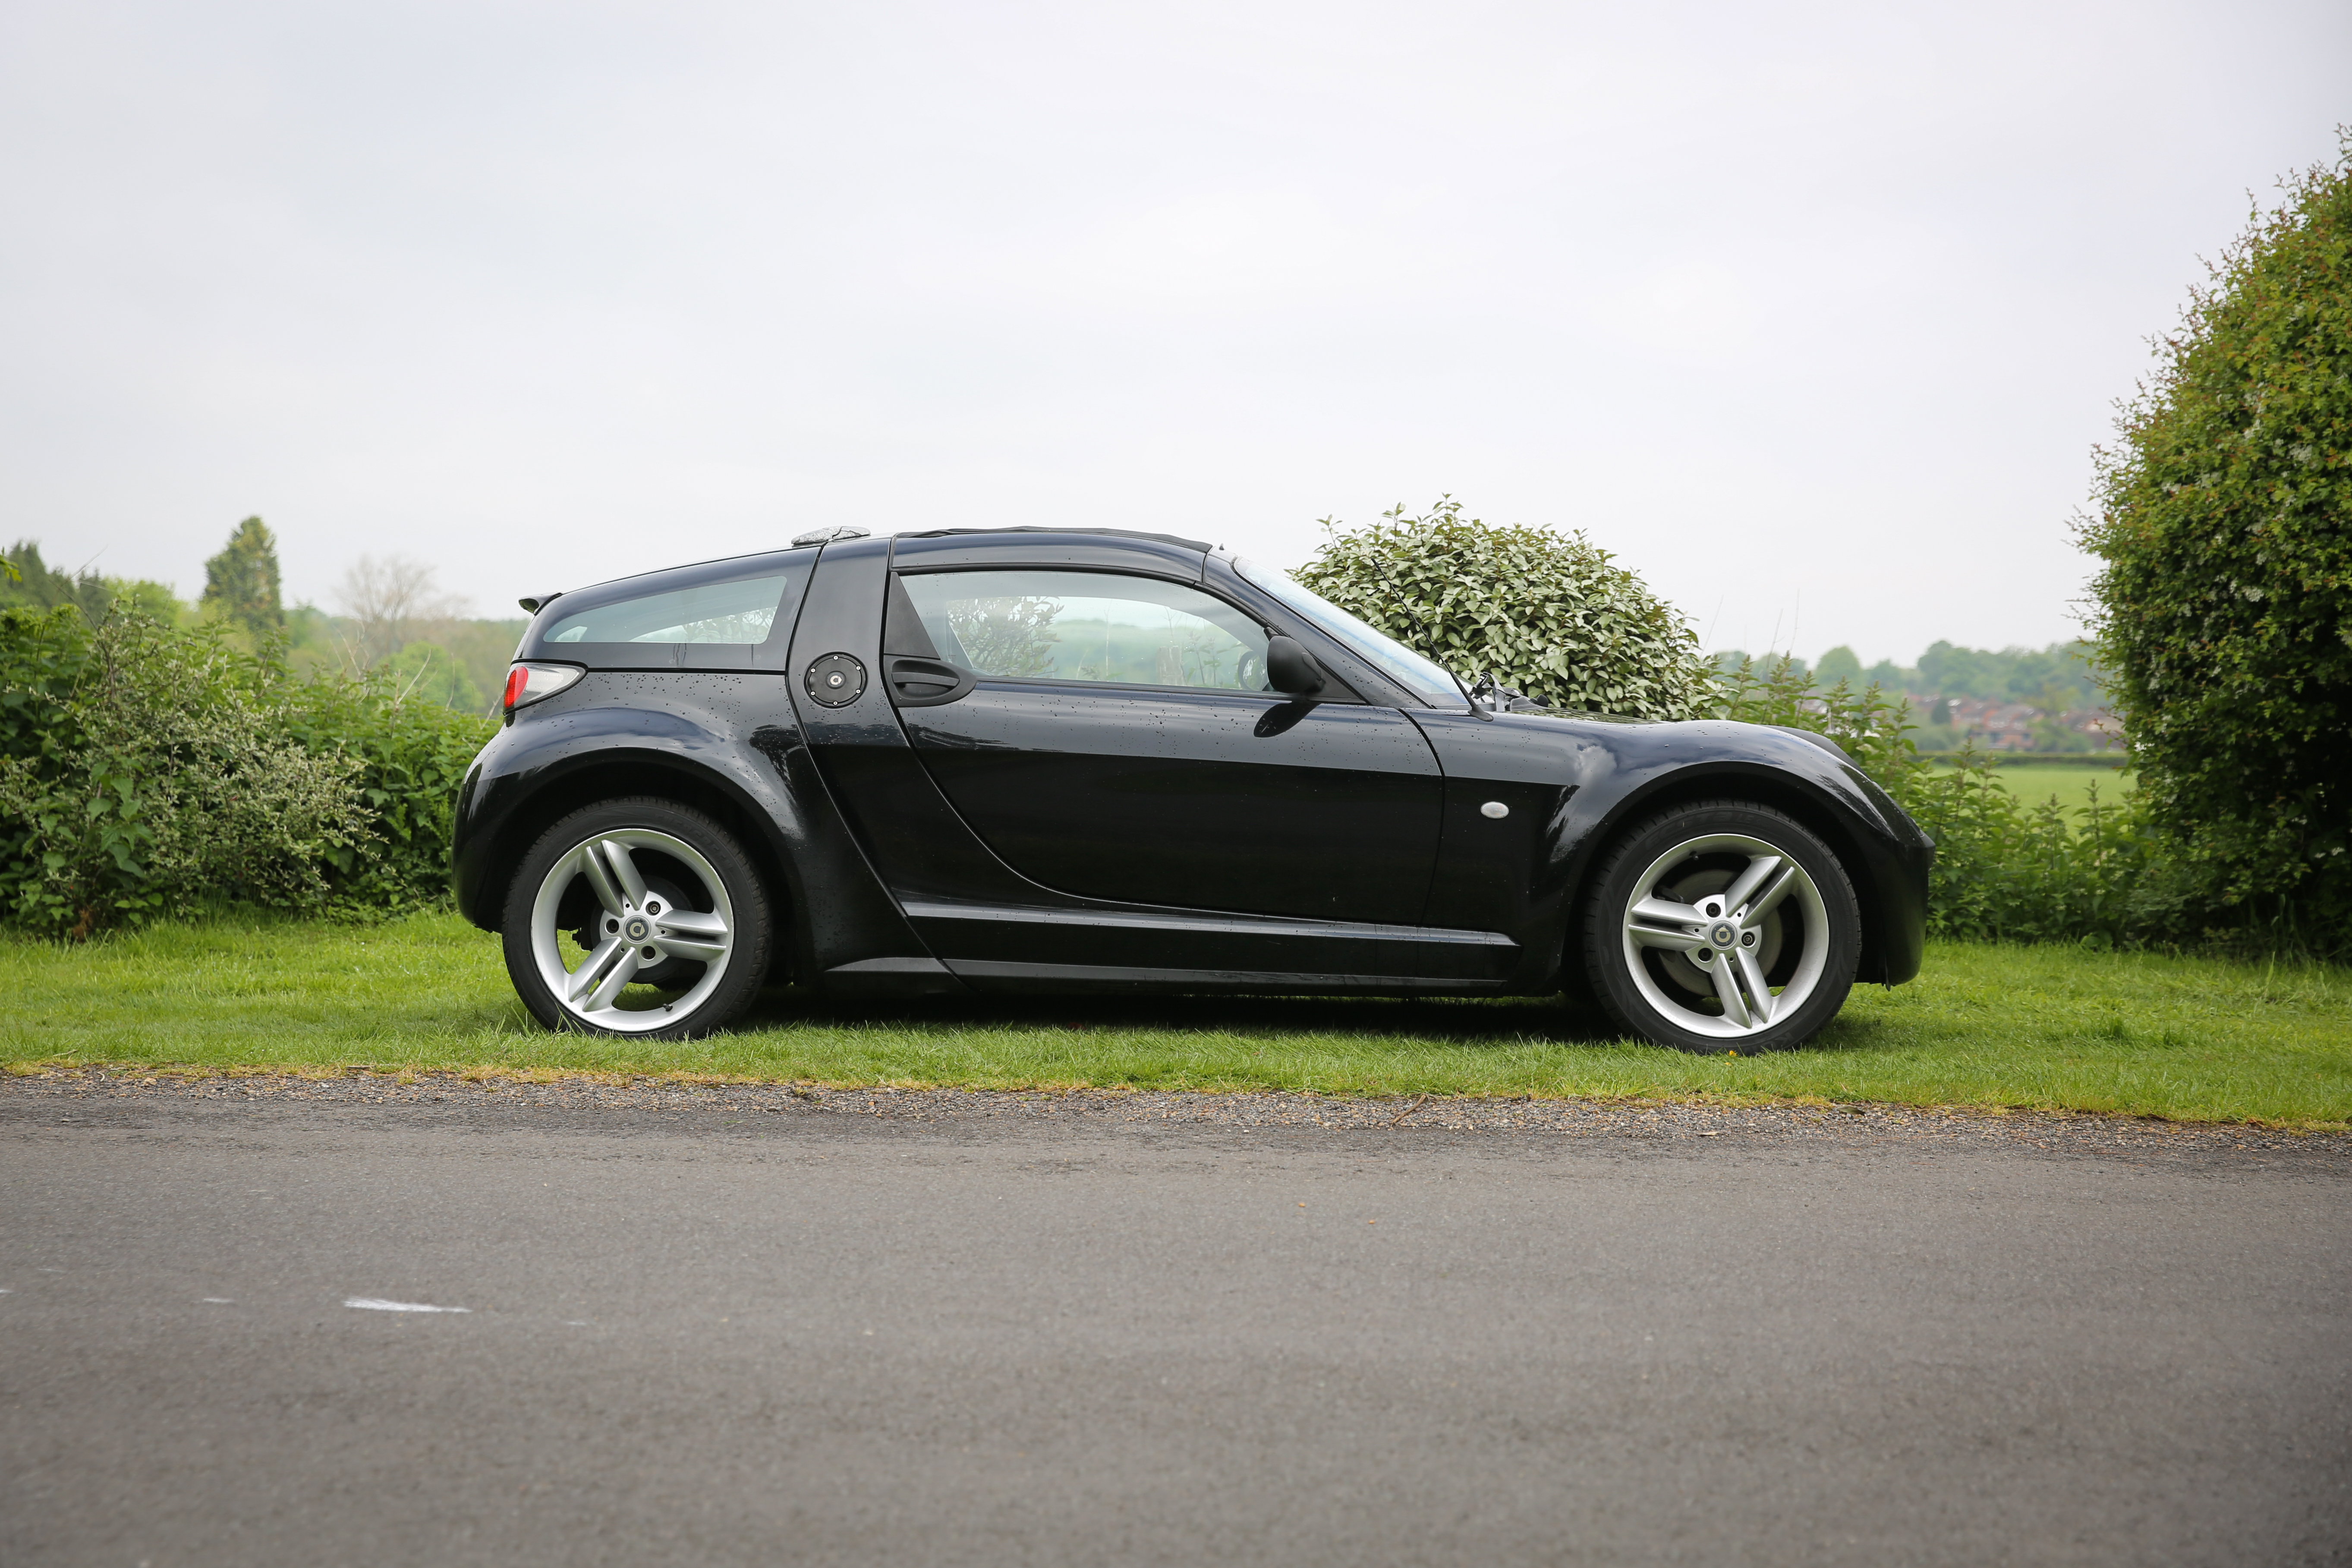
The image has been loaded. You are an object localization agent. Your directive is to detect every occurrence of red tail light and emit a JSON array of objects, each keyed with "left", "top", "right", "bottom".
[{"left": 503, "top": 662, "right": 585, "bottom": 714}]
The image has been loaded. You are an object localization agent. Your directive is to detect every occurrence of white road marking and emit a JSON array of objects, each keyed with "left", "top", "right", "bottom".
[
  {"left": 202, "top": 1298, "right": 233, "bottom": 1304},
  {"left": 344, "top": 1297, "right": 471, "bottom": 1313}
]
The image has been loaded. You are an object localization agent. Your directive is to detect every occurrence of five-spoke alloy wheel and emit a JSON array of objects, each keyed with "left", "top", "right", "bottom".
[
  {"left": 501, "top": 798, "right": 772, "bottom": 1039},
  {"left": 1580, "top": 800, "right": 1861, "bottom": 1052}
]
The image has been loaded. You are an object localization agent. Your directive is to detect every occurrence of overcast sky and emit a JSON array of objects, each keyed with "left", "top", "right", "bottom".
[{"left": 3, "top": 0, "right": 2345, "bottom": 665}]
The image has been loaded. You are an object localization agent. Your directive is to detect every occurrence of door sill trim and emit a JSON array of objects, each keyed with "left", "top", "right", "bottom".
[
  {"left": 901, "top": 898, "right": 1516, "bottom": 949},
  {"left": 941, "top": 958, "right": 1509, "bottom": 993}
]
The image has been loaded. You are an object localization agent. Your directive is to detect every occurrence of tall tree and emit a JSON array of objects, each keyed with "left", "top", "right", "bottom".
[
  {"left": 335, "top": 554, "right": 462, "bottom": 668},
  {"left": 2078, "top": 143, "right": 2351, "bottom": 949},
  {"left": 1812, "top": 645, "right": 1864, "bottom": 687},
  {"left": 3, "top": 541, "right": 111, "bottom": 624},
  {"left": 201, "top": 517, "right": 284, "bottom": 637}
]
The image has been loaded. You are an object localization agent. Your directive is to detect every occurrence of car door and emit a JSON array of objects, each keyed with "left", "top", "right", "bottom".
[{"left": 885, "top": 565, "right": 1443, "bottom": 927}]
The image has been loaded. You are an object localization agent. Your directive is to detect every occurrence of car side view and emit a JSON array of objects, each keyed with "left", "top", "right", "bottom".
[{"left": 453, "top": 526, "right": 1933, "bottom": 1051}]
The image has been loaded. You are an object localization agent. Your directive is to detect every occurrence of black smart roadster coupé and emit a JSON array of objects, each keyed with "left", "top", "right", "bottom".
[{"left": 453, "top": 527, "right": 1931, "bottom": 1051}]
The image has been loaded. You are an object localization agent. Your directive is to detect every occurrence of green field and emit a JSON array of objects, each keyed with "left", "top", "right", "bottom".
[
  {"left": 4, "top": 913, "right": 2346, "bottom": 1127},
  {"left": 1929, "top": 762, "right": 2135, "bottom": 819}
]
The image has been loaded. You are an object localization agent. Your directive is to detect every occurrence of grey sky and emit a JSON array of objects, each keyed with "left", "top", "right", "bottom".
[{"left": 3, "top": 0, "right": 2345, "bottom": 665}]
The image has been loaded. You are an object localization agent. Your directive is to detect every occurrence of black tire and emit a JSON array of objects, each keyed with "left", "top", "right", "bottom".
[
  {"left": 1577, "top": 799, "right": 1860, "bottom": 1053},
  {"left": 501, "top": 797, "right": 773, "bottom": 1041}
]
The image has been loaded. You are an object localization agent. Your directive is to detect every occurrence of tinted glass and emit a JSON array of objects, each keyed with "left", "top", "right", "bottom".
[
  {"left": 545, "top": 573, "right": 792, "bottom": 646},
  {"left": 899, "top": 570, "right": 1269, "bottom": 691}
]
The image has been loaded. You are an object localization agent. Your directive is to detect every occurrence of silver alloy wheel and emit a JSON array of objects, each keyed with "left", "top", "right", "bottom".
[
  {"left": 1618, "top": 832, "right": 1831, "bottom": 1041},
  {"left": 528, "top": 829, "right": 736, "bottom": 1033}
]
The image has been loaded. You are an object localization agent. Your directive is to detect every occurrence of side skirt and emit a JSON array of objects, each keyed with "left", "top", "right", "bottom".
[
  {"left": 899, "top": 897, "right": 1520, "bottom": 993},
  {"left": 939, "top": 958, "right": 1509, "bottom": 996}
]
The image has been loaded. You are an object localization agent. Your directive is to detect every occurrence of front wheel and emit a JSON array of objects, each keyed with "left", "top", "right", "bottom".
[
  {"left": 1578, "top": 800, "right": 1860, "bottom": 1053},
  {"left": 501, "top": 797, "right": 773, "bottom": 1040}
]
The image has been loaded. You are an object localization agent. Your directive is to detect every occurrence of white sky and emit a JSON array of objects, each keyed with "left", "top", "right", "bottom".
[{"left": 2, "top": 0, "right": 2344, "bottom": 665}]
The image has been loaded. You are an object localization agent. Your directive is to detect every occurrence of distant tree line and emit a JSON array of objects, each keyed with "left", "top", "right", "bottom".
[
  {"left": 1710, "top": 641, "right": 2113, "bottom": 753},
  {"left": 1, "top": 523, "right": 524, "bottom": 720}
]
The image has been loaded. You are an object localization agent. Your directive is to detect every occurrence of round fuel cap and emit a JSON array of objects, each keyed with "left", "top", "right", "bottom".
[{"left": 803, "top": 652, "right": 867, "bottom": 708}]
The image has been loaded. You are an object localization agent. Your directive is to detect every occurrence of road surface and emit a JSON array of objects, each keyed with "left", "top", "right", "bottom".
[{"left": 3, "top": 1080, "right": 2347, "bottom": 1566}]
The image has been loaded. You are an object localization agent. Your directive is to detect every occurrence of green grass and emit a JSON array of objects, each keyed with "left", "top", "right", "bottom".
[
  {"left": 4, "top": 912, "right": 2347, "bottom": 1127},
  {"left": 1933, "top": 763, "right": 2136, "bottom": 819}
]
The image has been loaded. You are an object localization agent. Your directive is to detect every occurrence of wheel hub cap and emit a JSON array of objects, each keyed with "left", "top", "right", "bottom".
[
  {"left": 529, "top": 829, "right": 737, "bottom": 1034},
  {"left": 1618, "top": 834, "right": 1832, "bottom": 1040}
]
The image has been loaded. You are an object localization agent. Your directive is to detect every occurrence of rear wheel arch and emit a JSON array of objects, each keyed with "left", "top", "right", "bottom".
[{"left": 477, "top": 755, "right": 808, "bottom": 982}]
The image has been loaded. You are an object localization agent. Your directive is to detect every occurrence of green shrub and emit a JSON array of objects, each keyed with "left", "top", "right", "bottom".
[
  {"left": 1295, "top": 497, "right": 1715, "bottom": 719},
  {"left": 1711, "top": 654, "right": 2161, "bottom": 945},
  {"left": 1707, "top": 652, "right": 1924, "bottom": 795},
  {"left": 0, "top": 605, "right": 496, "bottom": 934},
  {"left": 281, "top": 668, "right": 497, "bottom": 911},
  {"left": 1295, "top": 502, "right": 2173, "bottom": 947},
  {"left": 0, "top": 609, "right": 368, "bottom": 931},
  {"left": 2078, "top": 145, "right": 2352, "bottom": 954}
]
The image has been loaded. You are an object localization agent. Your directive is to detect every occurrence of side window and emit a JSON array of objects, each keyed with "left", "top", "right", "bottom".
[
  {"left": 897, "top": 570, "right": 1270, "bottom": 692},
  {"left": 544, "top": 572, "right": 793, "bottom": 648}
]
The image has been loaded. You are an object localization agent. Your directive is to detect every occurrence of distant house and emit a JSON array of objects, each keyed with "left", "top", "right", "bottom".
[
  {"left": 2060, "top": 708, "right": 2125, "bottom": 750},
  {"left": 1912, "top": 696, "right": 2124, "bottom": 753},
  {"left": 1940, "top": 697, "right": 2040, "bottom": 750}
]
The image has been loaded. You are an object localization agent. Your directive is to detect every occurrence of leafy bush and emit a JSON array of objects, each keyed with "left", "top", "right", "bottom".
[
  {"left": 280, "top": 666, "right": 497, "bottom": 910},
  {"left": 1707, "top": 653, "right": 1924, "bottom": 793},
  {"left": 1718, "top": 656, "right": 2158, "bottom": 945},
  {"left": 1296, "top": 498, "right": 1715, "bottom": 719},
  {"left": 1297, "top": 502, "right": 2174, "bottom": 947},
  {"left": 2077, "top": 145, "right": 2352, "bottom": 954},
  {"left": 0, "top": 605, "right": 495, "bottom": 935},
  {"left": 0, "top": 609, "right": 365, "bottom": 932}
]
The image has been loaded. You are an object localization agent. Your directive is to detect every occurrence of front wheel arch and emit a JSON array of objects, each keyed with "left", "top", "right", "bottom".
[
  {"left": 1562, "top": 764, "right": 1898, "bottom": 986},
  {"left": 1574, "top": 797, "right": 1863, "bottom": 1053}
]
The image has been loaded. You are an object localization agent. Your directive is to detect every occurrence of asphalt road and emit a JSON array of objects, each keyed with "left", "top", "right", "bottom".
[{"left": 4, "top": 1086, "right": 2349, "bottom": 1567}]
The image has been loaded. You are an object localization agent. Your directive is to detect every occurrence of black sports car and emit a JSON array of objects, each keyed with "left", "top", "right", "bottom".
[{"left": 453, "top": 526, "right": 1931, "bottom": 1051}]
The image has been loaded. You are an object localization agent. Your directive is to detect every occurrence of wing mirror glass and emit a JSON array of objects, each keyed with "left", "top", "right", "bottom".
[{"left": 1265, "top": 636, "right": 1326, "bottom": 696}]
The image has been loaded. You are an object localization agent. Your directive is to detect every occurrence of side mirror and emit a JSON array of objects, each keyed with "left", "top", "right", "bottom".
[{"left": 1265, "top": 636, "right": 1326, "bottom": 696}]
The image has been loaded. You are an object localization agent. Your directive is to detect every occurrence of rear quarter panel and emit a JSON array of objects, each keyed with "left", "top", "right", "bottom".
[{"left": 452, "top": 671, "right": 932, "bottom": 981}]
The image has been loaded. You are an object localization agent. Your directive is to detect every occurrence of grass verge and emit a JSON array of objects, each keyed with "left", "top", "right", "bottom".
[{"left": 3, "top": 912, "right": 2346, "bottom": 1127}]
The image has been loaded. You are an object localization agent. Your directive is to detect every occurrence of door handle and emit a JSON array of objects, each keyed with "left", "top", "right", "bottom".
[{"left": 885, "top": 656, "right": 976, "bottom": 707}]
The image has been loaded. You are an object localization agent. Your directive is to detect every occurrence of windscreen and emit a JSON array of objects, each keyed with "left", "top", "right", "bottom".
[{"left": 1231, "top": 558, "right": 1466, "bottom": 708}]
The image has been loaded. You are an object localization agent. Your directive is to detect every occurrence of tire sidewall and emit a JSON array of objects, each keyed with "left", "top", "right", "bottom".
[
  {"left": 1581, "top": 801, "right": 1860, "bottom": 1053},
  {"left": 501, "top": 797, "right": 772, "bottom": 1041}
]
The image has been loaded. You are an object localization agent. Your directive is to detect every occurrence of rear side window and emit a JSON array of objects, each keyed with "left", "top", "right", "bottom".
[
  {"left": 545, "top": 574, "right": 791, "bottom": 646},
  {"left": 520, "top": 551, "right": 812, "bottom": 670},
  {"left": 897, "top": 569, "right": 1269, "bottom": 692}
]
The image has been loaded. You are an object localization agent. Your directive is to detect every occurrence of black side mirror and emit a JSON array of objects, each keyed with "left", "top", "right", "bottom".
[{"left": 1265, "top": 636, "right": 1326, "bottom": 696}]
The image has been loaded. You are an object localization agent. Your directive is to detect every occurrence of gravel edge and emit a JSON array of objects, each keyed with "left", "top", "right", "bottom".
[{"left": 5, "top": 1067, "right": 2348, "bottom": 1166}]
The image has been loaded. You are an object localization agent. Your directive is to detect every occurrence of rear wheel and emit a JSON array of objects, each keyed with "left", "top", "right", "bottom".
[
  {"left": 1579, "top": 800, "right": 1859, "bottom": 1053},
  {"left": 501, "top": 797, "right": 772, "bottom": 1039}
]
